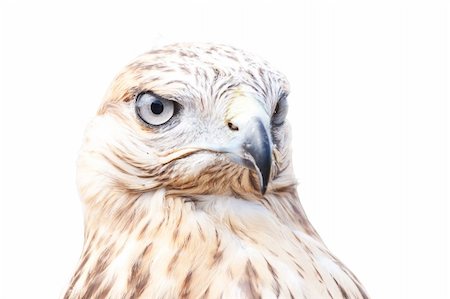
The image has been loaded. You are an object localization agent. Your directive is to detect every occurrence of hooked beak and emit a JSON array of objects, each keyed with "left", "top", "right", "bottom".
[
  {"left": 240, "top": 118, "right": 272, "bottom": 194},
  {"left": 218, "top": 117, "right": 272, "bottom": 194}
]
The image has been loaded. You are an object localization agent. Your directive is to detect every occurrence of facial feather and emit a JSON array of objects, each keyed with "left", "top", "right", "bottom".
[{"left": 65, "top": 43, "right": 368, "bottom": 299}]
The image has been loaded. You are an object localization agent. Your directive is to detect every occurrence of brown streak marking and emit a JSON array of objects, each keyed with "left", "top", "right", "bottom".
[
  {"left": 288, "top": 289, "right": 295, "bottom": 299},
  {"left": 212, "top": 249, "right": 224, "bottom": 266},
  {"left": 265, "top": 258, "right": 281, "bottom": 297},
  {"left": 125, "top": 243, "right": 152, "bottom": 296},
  {"left": 212, "top": 229, "right": 223, "bottom": 262},
  {"left": 200, "top": 286, "right": 211, "bottom": 299},
  {"left": 330, "top": 255, "right": 368, "bottom": 298},
  {"left": 138, "top": 222, "right": 149, "bottom": 239},
  {"left": 241, "top": 260, "right": 260, "bottom": 298},
  {"left": 172, "top": 210, "right": 183, "bottom": 241},
  {"left": 63, "top": 287, "right": 73, "bottom": 299},
  {"left": 128, "top": 269, "right": 150, "bottom": 299},
  {"left": 327, "top": 288, "right": 334, "bottom": 299},
  {"left": 142, "top": 243, "right": 153, "bottom": 258},
  {"left": 197, "top": 221, "right": 206, "bottom": 241},
  {"left": 228, "top": 219, "right": 238, "bottom": 235},
  {"left": 181, "top": 233, "right": 192, "bottom": 249},
  {"left": 289, "top": 200, "right": 302, "bottom": 217},
  {"left": 180, "top": 271, "right": 193, "bottom": 299},
  {"left": 154, "top": 218, "right": 165, "bottom": 234},
  {"left": 237, "top": 227, "right": 258, "bottom": 243},
  {"left": 293, "top": 261, "right": 305, "bottom": 274},
  {"left": 179, "top": 65, "right": 190, "bottom": 74},
  {"left": 214, "top": 228, "right": 219, "bottom": 243},
  {"left": 318, "top": 247, "right": 329, "bottom": 255},
  {"left": 268, "top": 248, "right": 279, "bottom": 257},
  {"left": 70, "top": 251, "right": 91, "bottom": 287},
  {"left": 333, "top": 277, "right": 349, "bottom": 299},
  {"left": 260, "top": 196, "right": 272, "bottom": 209},
  {"left": 293, "top": 233, "right": 302, "bottom": 244},
  {"left": 314, "top": 266, "right": 324, "bottom": 282},
  {"left": 85, "top": 247, "right": 111, "bottom": 283},
  {"left": 301, "top": 242, "right": 315, "bottom": 258},
  {"left": 130, "top": 260, "right": 140, "bottom": 280},
  {"left": 348, "top": 276, "right": 369, "bottom": 299},
  {"left": 225, "top": 54, "right": 238, "bottom": 61},
  {"left": 133, "top": 271, "right": 150, "bottom": 298},
  {"left": 81, "top": 276, "right": 102, "bottom": 299},
  {"left": 167, "top": 249, "right": 181, "bottom": 273},
  {"left": 85, "top": 230, "right": 97, "bottom": 244},
  {"left": 246, "top": 71, "right": 266, "bottom": 96},
  {"left": 96, "top": 279, "right": 114, "bottom": 298}
]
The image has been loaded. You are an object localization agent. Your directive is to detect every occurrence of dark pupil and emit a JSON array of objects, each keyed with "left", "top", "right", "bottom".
[{"left": 151, "top": 100, "right": 164, "bottom": 114}]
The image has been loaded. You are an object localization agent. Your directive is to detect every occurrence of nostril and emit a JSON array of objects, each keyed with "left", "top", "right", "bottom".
[{"left": 227, "top": 122, "right": 239, "bottom": 131}]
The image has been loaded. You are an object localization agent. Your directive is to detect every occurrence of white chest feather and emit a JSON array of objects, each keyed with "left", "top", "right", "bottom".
[{"left": 65, "top": 191, "right": 367, "bottom": 299}]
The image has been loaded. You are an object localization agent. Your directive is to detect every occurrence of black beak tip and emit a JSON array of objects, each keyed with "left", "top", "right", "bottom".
[
  {"left": 260, "top": 180, "right": 268, "bottom": 195},
  {"left": 257, "top": 162, "right": 270, "bottom": 195}
]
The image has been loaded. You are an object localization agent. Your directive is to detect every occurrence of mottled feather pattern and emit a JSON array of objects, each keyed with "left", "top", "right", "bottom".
[{"left": 65, "top": 43, "right": 368, "bottom": 299}]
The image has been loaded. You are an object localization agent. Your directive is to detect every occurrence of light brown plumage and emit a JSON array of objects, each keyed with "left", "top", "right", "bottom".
[{"left": 65, "top": 43, "right": 368, "bottom": 299}]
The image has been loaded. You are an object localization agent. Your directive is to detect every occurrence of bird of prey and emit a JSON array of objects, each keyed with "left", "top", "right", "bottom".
[{"left": 64, "top": 43, "right": 368, "bottom": 299}]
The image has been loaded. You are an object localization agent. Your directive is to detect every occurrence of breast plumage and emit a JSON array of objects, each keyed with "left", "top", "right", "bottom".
[{"left": 64, "top": 43, "right": 368, "bottom": 299}]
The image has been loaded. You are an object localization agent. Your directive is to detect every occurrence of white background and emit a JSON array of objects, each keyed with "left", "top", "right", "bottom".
[{"left": 1, "top": 1, "right": 448, "bottom": 298}]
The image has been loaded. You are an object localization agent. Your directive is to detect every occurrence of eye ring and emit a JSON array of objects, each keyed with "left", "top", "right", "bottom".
[{"left": 135, "top": 92, "right": 177, "bottom": 126}]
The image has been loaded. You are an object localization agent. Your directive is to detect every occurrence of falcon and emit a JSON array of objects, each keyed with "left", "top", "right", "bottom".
[{"left": 64, "top": 43, "right": 368, "bottom": 299}]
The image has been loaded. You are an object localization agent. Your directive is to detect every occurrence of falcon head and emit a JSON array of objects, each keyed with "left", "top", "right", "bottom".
[
  {"left": 67, "top": 44, "right": 369, "bottom": 299},
  {"left": 78, "top": 43, "right": 295, "bottom": 206}
]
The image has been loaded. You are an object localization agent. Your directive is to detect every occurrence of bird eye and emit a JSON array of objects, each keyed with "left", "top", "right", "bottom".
[
  {"left": 271, "top": 94, "right": 288, "bottom": 127},
  {"left": 135, "top": 92, "right": 176, "bottom": 126}
]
